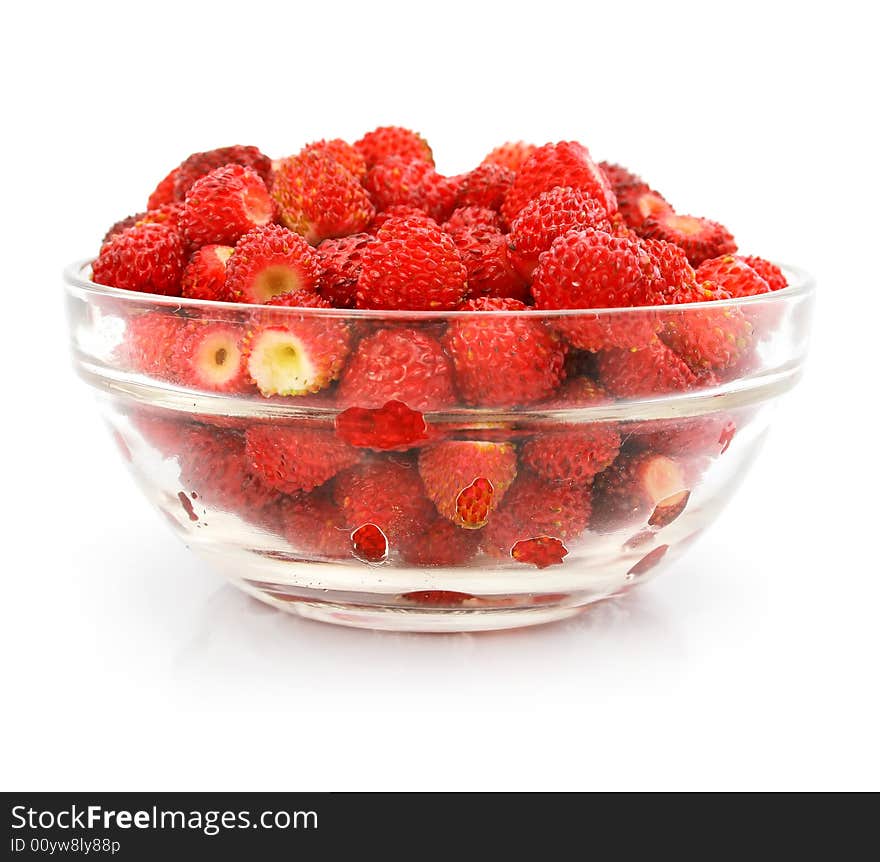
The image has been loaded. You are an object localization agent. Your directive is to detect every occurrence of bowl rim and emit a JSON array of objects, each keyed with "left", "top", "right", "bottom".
[{"left": 63, "top": 258, "right": 815, "bottom": 318}]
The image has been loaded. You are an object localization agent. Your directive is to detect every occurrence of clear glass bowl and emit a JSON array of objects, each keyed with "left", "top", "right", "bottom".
[{"left": 64, "top": 260, "right": 815, "bottom": 632}]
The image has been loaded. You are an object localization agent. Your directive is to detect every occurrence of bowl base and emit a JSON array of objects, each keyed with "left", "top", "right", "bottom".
[{"left": 235, "top": 581, "right": 597, "bottom": 632}]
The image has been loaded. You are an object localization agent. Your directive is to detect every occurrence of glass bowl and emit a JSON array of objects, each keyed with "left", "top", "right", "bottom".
[{"left": 64, "top": 260, "right": 815, "bottom": 632}]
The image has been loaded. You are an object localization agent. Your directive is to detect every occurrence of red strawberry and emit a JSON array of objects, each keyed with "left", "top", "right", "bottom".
[
  {"left": 244, "top": 290, "right": 351, "bottom": 396},
  {"left": 271, "top": 151, "right": 375, "bottom": 243},
  {"left": 442, "top": 206, "right": 502, "bottom": 233},
  {"left": 173, "top": 321, "right": 250, "bottom": 392},
  {"left": 599, "top": 162, "right": 672, "bottom": 229},
  {"left": 501, "top": 141, "right": 617, "bottom": 223},
  {"left": 347, "top": 523, "right": 386, "bottom": 562},
  {"left": 356, "top": 218, "right": 467, "bottom": 310},
  {"left": 531, "top": 228, "right": 660, "bottom": 351},
  {"left": 368, "top": 205, "right": 436, "bottom": 234},
  {"left": 481, "top": 141, "right": 537, "bottom": 173},
  {"left": 180, "top": 244, "right": 234, "bottom": 301},
  {"left": 695, "top": 255, "right": 771, "bottom": 299},
  {"left": 334, "top": 459, "right": 435, "bottom": 547},
  {"left": 511, "top": 536, "right": 568, "bottom": 568},
  {"left": 418, "top": 441, "right": 518, "bottom": 528},
  {"left": 147, "top": 167, "right": 180, "bottom": 209},
  {"left": 591, "top": 451, "right": 690, "bottom": 531},
  {"left": 182, "top": 164, "right": 275, "bottom": 247},
  {"left": 660, "top": 288, "right": 754, "bottom": 372},
  {"left": 336, "top": 327, "right": 456, "bottom": 411},
  {"left": 449, "top": 226, "right": 530, "bottom": 303},
  {"left": 399, "top": 518, "right": 479, "bottom": 567},
  {"left": 442, "top": 297, "right": 567, "bottom": 407},
  {"left": 300, "top": 138, "right": 367, "bottom": 179},
  {"left": 173, "top": 425, "right": 281, "bottom": 517},
  {"left": 274, "top": 490, "right": 352, "bottom": 560},
  {"left": 354, "top": 126, "right": 434, "bottom": 168},
  {"left": 482, "top": 473, "right": 592, "bottom": 560},
  {"left": 363, "top": 156, "right": 457, "bottom": 222},
  {"left": 639, "top": 211, "right": 737, "bottom": 266},
  {"left": 93, "top": 222, "right": 185, "bottom": 296},
  {"left": 456, "top": 162, "right": 515, "bottom": 211},
  {"left": 173, "top": 145, "right": 273, "bottom": 200},
  {"left": 736, "top": 256, "right": 787, "bottom": 291},
  {"left": 245, "top": 426, "right": 360, "bottom": 493},
  {"left": 541, "top": 374, "right": 611, "bottom": 408},
  {"left": 335, "top": 401, "right": 430, "bottom": 451},
  {"left": 121, "top": 311, "right": 188, "bottom": 378},
  {"left": 508, "top": 186, "right": 612, "bottom": 279},
  {"left": 225, "top": 225, "right": 321, "bottom": 303},
  {"left": 521, "top": 424, "right": 621, "bottom": 486},
  {"left": 596, "top": 340, "right": 700, "bottom": 397},
  {"left": 102, "top": 204, "right": 183, "bottom": 244},
  {"left": 315, "top": 233, "right": 374, "bottom": 308},
  {"left": 628, "top": 414, "right": 737, "bottom": 458}
]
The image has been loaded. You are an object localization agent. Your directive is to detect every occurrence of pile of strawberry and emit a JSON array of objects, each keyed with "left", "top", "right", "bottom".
[{"left": 92, "top": 128, "right": 787, "bottom": 574}]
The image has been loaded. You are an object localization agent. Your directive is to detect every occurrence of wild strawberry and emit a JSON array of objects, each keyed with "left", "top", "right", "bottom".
[
  {"left": 182, "top": 164, "right": 275, "bottom": 247},
  {"left": 481, "top": 141, "right": 537, "bottom": 173},
  {"left": 449, "top": 226, "right": 530, "bottom": 303},
  {"left": 173, "top": 426, "right": 281, "bottom": 520},
  {"left": 628, "top": 414, "right": 738, "bottom": 458},
  {"left": 501, "top": 141, "right": 617, "bottom": 223},
  {"left": 695, "top": 255, "right": 771, "bottom": 299},
  {"left": 596, "top": 340, "right": 699, "bottom": 397},
  {"left": 508, "top": 186, "right": 612, "bottom": 279},
  {"left": 531, "top": 228, "right": 660, "bottom": 351},
  {"left": 121, "top": 311, "right": 188, "bottom": 378},
  {"left": 443, "top": 206, "right": 502, "bottom": 233},
  {"left": 244, "top": 290, "right": 351, "bottom": 396},
  {"left": 639, "top": 237, "right": 701, "bottom": 301},
  {"left": 336, "top": 328, "right": 456, "bottom": 411},
  {"left": 442, "top": 297, "right": 567, "bottom": 407},
  {"left": 335, "top": 401, "right": 430, "bottom": 451},
  {"left": 354, "top": 126, "right": 434, "bottom": 168},
  {"left": 225, "top": 225, "right": 321, "bottom": 303},
  {"left": 399, "top": 519, "right": 479, "bottom": 567},
  {"left": 368, "top": 205, "right": 436, "bottom": 234},
  {"left": 172, "top": 321, "right": 250, "bottom": 392},
  {"left": 173, "top": 145, "right": 273, "bottom": 200},
  {"left": 736, "top": 256, "right": 787, "bottom": 291},
  {"left": 363, "top": 156, "right": 457, "bottom": 221},
  {"left": 300, "top": 138, "right": 367, "bottom": 178},
  {"left": 315, "top": 233, "right": 374, "bottom": 308},
  {"left": 418, "top": 441, "right": 518, "bottom": 528},
  {"left": 93, "top": 222, "right": 185, "bottom": 296},
  {"left": 521, "top": 424, "right": 621, "bottom": 486},
  {"left": 245, "top": 426, "right": 361, "bottom": 493},
  {"left": 660, "top": 289, "right": 754, "bottom": 372},
  {"left": 180, "top": 244, "right": 234, "bottom": 301},
  {"left": 102, "top": 204, "right": 183, "bottom": 244},
  {"left": 356, "top": 218, "right": 467, "bottom": 310},
  {"left": 273, "top": 490, "right": 352, "bottom": 560},
  {"left": 599, "top": 162, "right": 672, "bottom": 228},
  {"left": 591, "top": 451, "right": 690, "bottom": 531},
  {"left": 541, "top": 374, "right": 611, "bottom": 408},
  {"left": 271, "top": 151, "right": 375, "bottom": 243},
  {"left": 147, "top": 167, "right": 180, "bottom": 209},
  {"left": 482, "top": 473, "right": 592, "bottom": 560},
  {"left": 333, "top": 459, "right": 435, "bottom": 547},
  {"left": 639, "top": 211, "right": 737, "bottom": 266},
  {"left": 456, "top": 162, "right": 514, "bottom": 211}
]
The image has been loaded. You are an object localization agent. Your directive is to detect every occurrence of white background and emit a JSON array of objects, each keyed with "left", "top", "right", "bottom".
[{"left": 2, "top": 0, "right": 878, "bottom": 790}]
